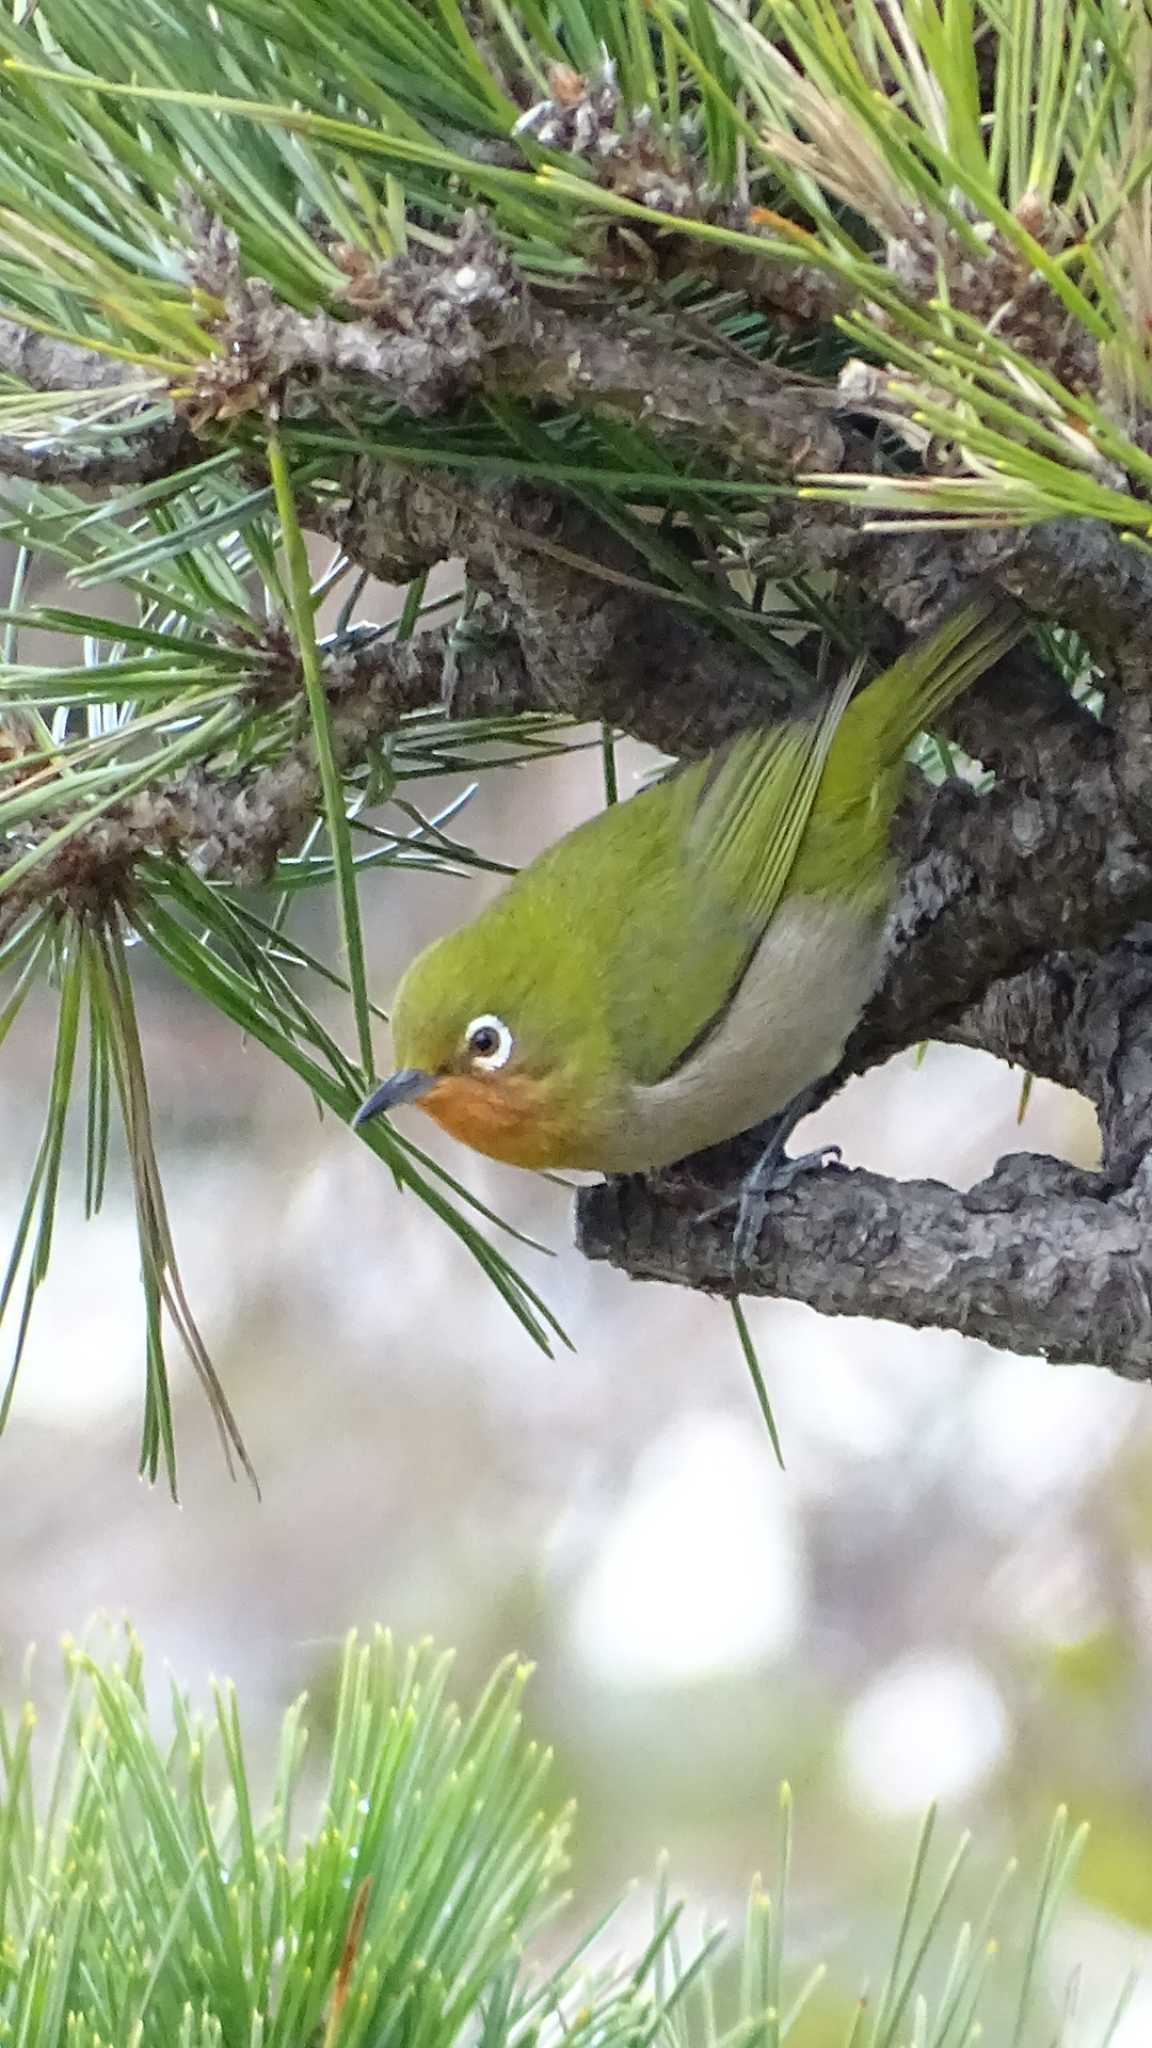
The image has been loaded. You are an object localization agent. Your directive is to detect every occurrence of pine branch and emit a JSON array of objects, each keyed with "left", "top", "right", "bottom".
[
  {"left": 579, "top": 1149, "right": 1152, "bottom": 1375},
  {"left": 0, "top": 314, "right": 137, "bottom": 390},
  {"left": 0, "top": 219, "right": 844, "bottom": 485},
  {"left": 316, "top": 470, "right": 805, "bottom": 751},
  {"left": 0, "top": 420, "right": 200, "bottom": 486},
  {"left": 795, "top": 519, "right": 1152, "bottom": 662},
  {"left": 0, "top": 629, "right": 452, "bottom": 940}
]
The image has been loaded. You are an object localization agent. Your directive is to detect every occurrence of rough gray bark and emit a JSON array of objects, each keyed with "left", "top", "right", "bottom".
[
  {"left": 0, "top": 316, "right": 147, "bottom": 391},
  {"left": 579, "top": 1153, "right": 1152, "bottom": 1375},
  {"left": 0, "top": 420, "right": 200, "bottom": 487},
  {"left": 5, "top": 223, "right": 1152, "bottom": 1379}
]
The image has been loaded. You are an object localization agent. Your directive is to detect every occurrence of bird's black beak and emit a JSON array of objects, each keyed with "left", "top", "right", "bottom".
[{"left": 352, "top": 1068, "right": 437, "bottom": 1129}]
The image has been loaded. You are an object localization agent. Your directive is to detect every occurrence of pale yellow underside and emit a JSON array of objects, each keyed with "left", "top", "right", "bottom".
[{"left": 591, "top": 896, "right": 886, "bottom": 1172}]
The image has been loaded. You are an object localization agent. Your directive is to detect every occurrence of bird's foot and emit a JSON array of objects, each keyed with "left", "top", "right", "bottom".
[
  {"left": 698, "top": 1084, "right": 841, "bottom": 1273},
  {"left": 729, "top": 1141, "right": 842, "bottom": 1271}
]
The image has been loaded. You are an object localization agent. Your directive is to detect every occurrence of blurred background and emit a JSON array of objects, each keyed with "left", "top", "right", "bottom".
[{"left": 1, "top": 561, "right": 1150, "bottom": 2042}]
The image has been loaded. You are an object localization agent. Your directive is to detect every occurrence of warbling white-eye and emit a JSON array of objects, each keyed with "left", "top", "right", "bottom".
[{"left": 354, "top": 594, "right": 1023, "bottom": 1214}]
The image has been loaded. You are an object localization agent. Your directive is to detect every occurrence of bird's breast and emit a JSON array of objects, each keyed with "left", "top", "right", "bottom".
[{"left": 418, "top": 1071, "right": 596, "bottom": 1171}]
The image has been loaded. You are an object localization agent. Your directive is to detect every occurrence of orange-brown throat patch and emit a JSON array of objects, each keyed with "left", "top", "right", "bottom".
[{"left": 418, "top": 1071, "right": 583, "bottom": 1170}]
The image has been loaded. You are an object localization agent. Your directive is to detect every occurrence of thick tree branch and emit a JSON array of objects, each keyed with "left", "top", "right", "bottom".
[
  {"left": 317, "top": 469, "right": 807, "bottom": 752},
  {"left": 317, "top": 463, "right": 1114, "bottom": 779},
  {"left": 850, "top": 705, "right": 1152, "bottom": 1071},
  {"left": 578, "top": 1152, "right": 1152, "bottom": 1377},
  {"left": 764, "top": 508, "right": 1152, "bottom": 659},
  {"left": 948, "top": 937, "right": 1152, "bottom": 1170},
  {"left": 187, "top": 212, "right": 845, "bottom": 474}
]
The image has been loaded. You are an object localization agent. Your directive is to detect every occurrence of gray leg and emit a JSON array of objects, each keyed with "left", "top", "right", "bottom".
[{"left": 702, "top": 1084, "right": 841, "bottom": 1270}]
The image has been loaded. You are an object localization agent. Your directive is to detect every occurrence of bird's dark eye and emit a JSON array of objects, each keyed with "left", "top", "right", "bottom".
[{"left": 464, "top": 1013, "right": 514, "bottom": 1071}]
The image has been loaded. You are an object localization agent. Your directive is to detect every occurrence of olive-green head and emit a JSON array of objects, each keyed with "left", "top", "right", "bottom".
[{"left": 353, "top": 901, "right": 616, "bottom": 1170}]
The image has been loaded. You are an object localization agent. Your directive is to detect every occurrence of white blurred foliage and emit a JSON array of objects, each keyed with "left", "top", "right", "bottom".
[
  {"left": 7, "top": 1204, "right": 143, "bottom": 1422},
  {"left": 567, "top": 1411, "right": 805, "bottom": 1685},
  {"left": 840, "top": 1651, "right": 1009, "bottom": 1813},
  {"left": 968, "top": 1363, "right": 1141, "bottom": 1515}
]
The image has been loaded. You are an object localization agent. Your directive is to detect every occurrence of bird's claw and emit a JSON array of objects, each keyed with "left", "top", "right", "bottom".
[
  {"left": 699, "top": 1095, "right": 842, "bottom": 1270},
  {"left": 696, "top": 1084, "right": 842, "bottom": 1272},
  {"left": 729, "top": 1142, "right": 842, "bottom": 1270}
]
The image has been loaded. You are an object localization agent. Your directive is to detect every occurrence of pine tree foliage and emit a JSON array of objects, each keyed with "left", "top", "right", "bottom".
[
  {"left": 0, "top": 0, "right": 1147, "bottom": 1471},
  {"left": 0, "top": 1630, "right": 1135, "bottom": 2045}
]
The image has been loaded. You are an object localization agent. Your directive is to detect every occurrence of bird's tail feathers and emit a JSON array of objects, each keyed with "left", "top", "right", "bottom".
[{"left": 864, "top": 590, "right": 1026, "bottom": 761}]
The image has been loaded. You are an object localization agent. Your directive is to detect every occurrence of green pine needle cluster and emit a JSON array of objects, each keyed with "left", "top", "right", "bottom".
[
  {"left": 0, "top": 0, "right": 1148, "bottom": 534},
  {"left": 0, "top": 1629, "right": 1135, "bottom": 2046}
]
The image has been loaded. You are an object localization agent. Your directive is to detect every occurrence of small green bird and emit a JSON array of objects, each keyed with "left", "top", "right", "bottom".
[{"left": 355, "top": 594, "right": 1023, "bottom": 1190}]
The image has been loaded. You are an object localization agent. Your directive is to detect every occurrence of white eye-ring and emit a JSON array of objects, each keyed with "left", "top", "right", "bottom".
[{"left": 465, "top": 1013, "right": 514, "bottom": 1072}]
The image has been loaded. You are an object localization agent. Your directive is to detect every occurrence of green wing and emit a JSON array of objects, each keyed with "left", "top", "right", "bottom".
[
  {"left": 574, "top": 671, "right": 859, "bottom": 1086},
  {"left": 685, "top": 662, "right": 858, "bottom": 933},
  {"left": 529, "top": 593, "right": 1022, "bottom": 1088}
]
